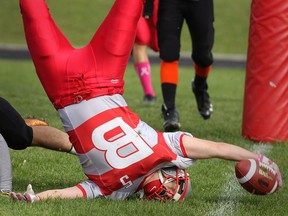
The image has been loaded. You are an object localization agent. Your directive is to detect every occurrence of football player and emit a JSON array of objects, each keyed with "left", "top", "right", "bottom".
[
  {"left": 0, "top": 97, "right": 75, "bottom": 194},
  {"left": 132, "top": 0, "right": 158, "bottom": 104},
  {"left": 10, "top": 0, "right": 282, "bottom": 203}
]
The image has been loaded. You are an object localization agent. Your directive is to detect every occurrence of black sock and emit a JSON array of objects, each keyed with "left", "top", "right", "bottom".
[
  {"left": 161, "top": 83, "right": 177, "bottom": 110},
  {"left": 194, "top": 75, "right": 208, "bottom": 90}
]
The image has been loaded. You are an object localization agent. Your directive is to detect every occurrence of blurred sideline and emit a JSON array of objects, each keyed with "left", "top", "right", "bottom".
[{"left": 0, "top": 43, "right": 246, "bottom": 68}]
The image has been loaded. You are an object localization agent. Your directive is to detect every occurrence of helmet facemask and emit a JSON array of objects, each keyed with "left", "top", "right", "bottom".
[{"left": 143, "top": 167, "right": 191, "bottom": 202}]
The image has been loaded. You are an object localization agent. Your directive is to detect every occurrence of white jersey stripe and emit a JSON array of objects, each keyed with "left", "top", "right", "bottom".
[{"left": 58, "top": 94, "right": 128, "bottom": 131}]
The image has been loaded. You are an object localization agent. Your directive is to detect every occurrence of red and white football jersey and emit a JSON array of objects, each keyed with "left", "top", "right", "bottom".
[{"left": 58, "top": 94, "right": 195, "bottom": 200}]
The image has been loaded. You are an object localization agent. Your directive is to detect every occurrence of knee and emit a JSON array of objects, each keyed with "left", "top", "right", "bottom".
[
  {"left": 159, "top": 36, "right": 180, "bottom": 62},
  {"left": 192, "top": 52, "right": 213, "bottom": 68}
]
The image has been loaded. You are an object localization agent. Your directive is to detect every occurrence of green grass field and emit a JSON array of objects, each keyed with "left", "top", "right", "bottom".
[{"left": 0, "top": 1, "right": 287, "bottom": 216}]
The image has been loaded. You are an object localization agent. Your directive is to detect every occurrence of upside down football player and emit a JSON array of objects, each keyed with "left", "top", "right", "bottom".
[{"left": 10, "top": 0, "right": 282, "bottom": 203}]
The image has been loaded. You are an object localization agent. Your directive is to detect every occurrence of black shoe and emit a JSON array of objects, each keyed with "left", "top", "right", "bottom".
[
  {"left": 192, "top": 81, "right": 213, "bottom": 120},
  {"left": 161, "top": 104, "right": 181, "bottom": 132},
  {"left": 143, "top": 94, "right": 157, "bottom": 105}
]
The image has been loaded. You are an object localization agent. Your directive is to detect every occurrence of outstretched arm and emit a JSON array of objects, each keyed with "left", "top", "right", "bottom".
[
  {"left": 182, "top": 135, "right": 258, "bottom": 161},
  {"left": 36, "top": 186, "right": 83, "bottom": 201},
  {"left": 10, "top": 185, "right": 83, "bottom": 203},
  {"left": 182, "top": 135, "right": 282, "bottom": 187}
]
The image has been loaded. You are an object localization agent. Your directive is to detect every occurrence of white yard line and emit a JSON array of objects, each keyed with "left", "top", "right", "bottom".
[{"left": 206, "top": 143, "right": 272, "bottom": 216}]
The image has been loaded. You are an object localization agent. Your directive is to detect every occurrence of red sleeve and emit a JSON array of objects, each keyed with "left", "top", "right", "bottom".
[
  {"left": 76, "top": 184, "right": 87, "bottom": 198},
  {"left": 179, "top": 133, "right": 188, "bottom": 158}
]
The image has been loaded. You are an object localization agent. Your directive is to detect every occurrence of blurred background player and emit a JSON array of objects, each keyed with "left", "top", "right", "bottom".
[
  {"left": 0, "top": 97, "right": 75, "bottom": 195},
  {"left": 158, "top": 0, "right": 214, "bottom": 132},
  {"left": 132, "top": 0, "right": 159, "bottom": 105}
]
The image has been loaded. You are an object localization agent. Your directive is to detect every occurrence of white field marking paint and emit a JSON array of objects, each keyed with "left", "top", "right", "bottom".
[{"left": 206, "top": 143, "right": 272, "bottom": 216}]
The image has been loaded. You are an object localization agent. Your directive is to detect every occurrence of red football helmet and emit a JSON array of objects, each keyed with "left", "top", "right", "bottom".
[{"left": 143, "top": 167, "right": 191, "bottom": 202}]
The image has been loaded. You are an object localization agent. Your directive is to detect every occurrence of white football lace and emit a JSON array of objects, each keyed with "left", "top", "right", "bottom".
[{"left": 259, "top": 162, "right": 276, "bottom": 175}]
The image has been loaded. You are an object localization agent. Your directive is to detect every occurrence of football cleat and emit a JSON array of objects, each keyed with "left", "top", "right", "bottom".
[
  {"left": 143, "top": 94, "right": 157, "bottom": 105},
  {"left": 191, "top": 81, "right": 213, "bottom": 119},
  {"left": 161, "top": 104, "right": 181, "bottom": 132}
]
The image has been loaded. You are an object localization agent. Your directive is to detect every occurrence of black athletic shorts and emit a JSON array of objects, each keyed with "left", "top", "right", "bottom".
[
  {"left": 157, "top": 0, "right": 214, "bottom": 66},
  {"left": 0, "top": 97, "right": 32, "bottom": 150}
]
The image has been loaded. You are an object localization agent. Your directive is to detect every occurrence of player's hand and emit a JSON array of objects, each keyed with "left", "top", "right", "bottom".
[
  {"left": 9, "top": 184, "right": 39, "bottom": 203},
  {"left": 258, "top": 154, "right": 283, "bottom": 188}
]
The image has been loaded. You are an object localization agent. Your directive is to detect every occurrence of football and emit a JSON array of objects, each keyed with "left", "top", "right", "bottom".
[{"left": 235, "top": 159, "right": 278, "bottom": 195}]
